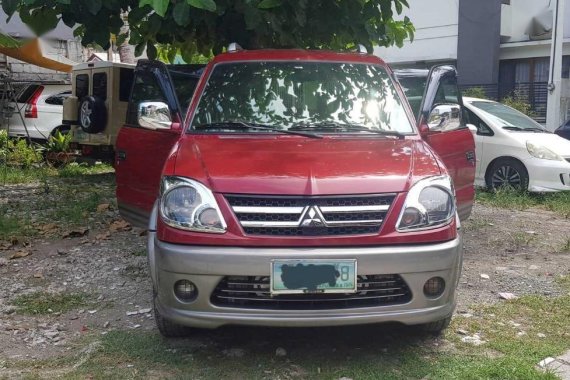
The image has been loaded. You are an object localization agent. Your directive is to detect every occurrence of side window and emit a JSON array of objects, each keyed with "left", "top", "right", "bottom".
[
  {"left": 76, "top": 74, "right": 89, "bottom": 99},
  {"left": 126, "top": 72, "right": 171, "bottom": 129},
  {"left": 434, "top": 76, "right": 460, "bottom": 105},
  {"left": 45, "top": 91, "right": 72, "bottom": 106},
  {"left": 93, "top": 73, "right": 107, "bottom": 101},
  {"left": 466, "top": 109, "right": 494, "bottom": 136}
]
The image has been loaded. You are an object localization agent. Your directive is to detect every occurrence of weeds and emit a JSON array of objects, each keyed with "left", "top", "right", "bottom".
[
  {"left": 476, "top": 187, "right": 570, "bottom": 217},
  {"left": 12, "top": 292, "right": 87, "bottom": 315}
]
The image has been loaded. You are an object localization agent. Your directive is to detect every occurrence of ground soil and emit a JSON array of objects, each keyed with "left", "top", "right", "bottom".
[{"left": 1, "top": 177, "right": 569, "bottom": 368}]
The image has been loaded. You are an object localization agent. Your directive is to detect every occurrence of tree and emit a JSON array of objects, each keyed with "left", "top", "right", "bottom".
[{"left": 1, "top": 0, "right": 414, "bottom": 62}]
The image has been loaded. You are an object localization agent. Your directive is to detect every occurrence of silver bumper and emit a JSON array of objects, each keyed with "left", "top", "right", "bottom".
[{"left": 149, "top": 234, "right": 463, "bottom": 329}]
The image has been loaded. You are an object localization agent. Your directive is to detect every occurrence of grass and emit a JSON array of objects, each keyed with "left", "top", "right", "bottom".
[
  {"left": 12, "top": 292, "right": 87, "bottom": 315},
  {"left": 0, "top": 163, "right": 116, "bottom": 242},
  {"left": 35, "top": 282, "right": 566, "bottom": 379},
  {"left": 476, "top": 187, "right": 570, "bottom": 217}
]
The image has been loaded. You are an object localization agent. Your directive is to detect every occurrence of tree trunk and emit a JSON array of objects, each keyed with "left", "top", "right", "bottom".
[{"left": 117, "top": 15, "right": 135, "bottom": 64}]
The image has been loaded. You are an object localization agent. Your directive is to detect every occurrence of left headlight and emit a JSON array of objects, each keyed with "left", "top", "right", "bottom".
[
  {"left": 526, "top": 141, "right": 564, "bottom": 161},
  {"left": 397, "top": 176, "right": 455, "bottom": 232},
  {"left": 159, "top": 176, "right": 227, "bottom": 233}
]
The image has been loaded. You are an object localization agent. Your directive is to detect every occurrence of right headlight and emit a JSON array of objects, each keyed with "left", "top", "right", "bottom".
[
  {"left": 397, "top": 175, "right": 456, "bottom": 232},
  {"left": 159, "top": 176, "right": 227, "bottom": 233},
  {"left": 526, "top": 141, "right": 564, "bottom": 161}
]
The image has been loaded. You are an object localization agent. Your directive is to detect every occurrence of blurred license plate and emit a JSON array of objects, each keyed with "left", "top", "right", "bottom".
[{"left": 271, "top": 259, "right": 357, "bottom": 294}]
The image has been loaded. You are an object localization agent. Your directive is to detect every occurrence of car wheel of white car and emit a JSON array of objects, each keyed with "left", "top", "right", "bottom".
[{"left": 486, "top": 158, "right": 529, "bottom": 191}]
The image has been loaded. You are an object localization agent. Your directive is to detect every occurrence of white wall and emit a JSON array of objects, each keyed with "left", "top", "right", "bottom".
[
  {"left": 503, "top": 0, "right": 570, "bottom": 42},
  {"left": 373, "top": 0, "right": 459, "bottom": 64}
]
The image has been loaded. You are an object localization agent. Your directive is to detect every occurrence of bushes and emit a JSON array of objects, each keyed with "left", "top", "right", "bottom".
[
  {"left": 502, "top": 90, "right": 535, "bottom": 117},
  {"left": 462, "top": 87, "right": 487, "bottom": 99},
  {"left": 0, "top": 130, "right": 42, "bottom": 168}
]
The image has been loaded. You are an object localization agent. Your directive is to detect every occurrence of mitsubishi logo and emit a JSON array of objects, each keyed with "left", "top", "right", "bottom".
[{"left": 300, "top": 206, "right": 325, "bottom": 227}]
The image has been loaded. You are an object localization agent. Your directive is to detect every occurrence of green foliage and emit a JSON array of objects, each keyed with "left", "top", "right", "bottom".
[
  {"left": 462, "top": 87, "right": 487, "bottom": 99},
  {"left": 0, "top": 130, "right": 42, "bottom": 168},
  {"left": 45, "top": 130, "right": 71, "bottom": 153},
  {"left": 502, "top": 90, "right": 535, "bottom": 117},
  {"left": 7, "top": 0, "right": 415, "bottom": 58}
]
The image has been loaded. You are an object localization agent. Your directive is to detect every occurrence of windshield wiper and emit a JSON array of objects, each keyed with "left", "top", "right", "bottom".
[
  {"left": 290, "top": 122, "right": 405, "bottom": 138},
  {"left": 194, "top": 121, "right": 322, "bottom": 139},
  {"left": 502, "top": 125, "right": 550, "bottom": 133}
]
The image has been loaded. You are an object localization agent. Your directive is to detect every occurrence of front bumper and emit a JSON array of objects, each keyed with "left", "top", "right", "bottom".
[
  {"left": 524, "top": 157, "right": 570, "bottom": 192},
  {"left": 149, "top": 234, "right": 463, "bottom": 329}
]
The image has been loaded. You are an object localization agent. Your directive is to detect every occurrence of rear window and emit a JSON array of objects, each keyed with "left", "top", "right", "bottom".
[
  {"left": 93, "top": 73, "right": 107, "bottom": 101},
  {"left": 16, "top": 84, "right": 40, "bottom": 103},
  {"left": 76, "top": 74, "right": 89, "bottom": 99},
  {"left": 119, "top": 68, "right": 134, "bottom": 102}
]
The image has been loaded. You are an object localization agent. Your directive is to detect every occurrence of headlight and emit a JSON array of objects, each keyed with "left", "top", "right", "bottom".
[
  {"left": 397, "top": 176, "right": 455, "bottom": 232},
  {"left": 159, "top": 176, "right": 226, "bottom": 233},
  {"left": 526, "top": 141, "right": 563, "bottom": 161}
]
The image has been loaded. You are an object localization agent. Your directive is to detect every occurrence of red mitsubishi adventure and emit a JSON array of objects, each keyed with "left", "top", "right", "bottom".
[{"left": 114, "top": 45, "right": 476, "bottom": 337}]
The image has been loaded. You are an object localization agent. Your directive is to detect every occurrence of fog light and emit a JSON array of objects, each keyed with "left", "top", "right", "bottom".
[
  {"left": 423, "top": 277, "right": 445, "bottom": 298},
  {"left": 174, "top": 280, "right": 197, "bottom": 302}
]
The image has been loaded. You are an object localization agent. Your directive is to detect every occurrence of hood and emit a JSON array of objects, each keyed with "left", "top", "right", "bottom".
[
  {"left": 507, "top": 132, "right": 570, "bottom": 157},
  {"left": 173, "top": 135, "right": 440, "bottom": 195}
]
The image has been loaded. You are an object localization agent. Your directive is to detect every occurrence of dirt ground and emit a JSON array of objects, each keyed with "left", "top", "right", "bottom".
[{"left": 1, "top": 174, "right": 570, "bottom": 376}]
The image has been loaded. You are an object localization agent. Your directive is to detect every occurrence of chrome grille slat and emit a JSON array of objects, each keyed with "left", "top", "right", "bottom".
[
  {"left": 211, "top": 274, "right": 412, "bottom": 310},
  {"left": 226, "top": 194, "right": 395, "bottom": 236}
]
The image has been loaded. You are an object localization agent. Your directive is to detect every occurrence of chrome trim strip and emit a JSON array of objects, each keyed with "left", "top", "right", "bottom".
[
  {"left": 241, "top": 221, "right": 302, "bottom": 227},
  {"left": 324, "top": 219, "right": 383, "bottom": 225},
  {"left": 232, "top": 206, "right": 305, "bottom": 214},
  {"left": 320, "top": 205, "right": 390, "bottom": 213}
]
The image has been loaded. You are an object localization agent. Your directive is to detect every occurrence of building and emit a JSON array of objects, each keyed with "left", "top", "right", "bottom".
[
  {"left": 375, "top": 0, "right": 570, "bottom": 123},
  {"left": 0, "top": 12, "right": 82, "bottom": 83}
]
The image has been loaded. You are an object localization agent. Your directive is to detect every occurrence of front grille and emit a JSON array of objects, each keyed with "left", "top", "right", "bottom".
[
  {"left": 225, "top": 194, "right": 395, "bottom": 236},
  {"left": 211, "top": 274, "right": 412, "bottom": 310}
]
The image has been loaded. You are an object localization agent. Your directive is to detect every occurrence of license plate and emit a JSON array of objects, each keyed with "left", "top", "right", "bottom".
[{"left": 271, "top": 259, "right": 357, "bottom": 294}]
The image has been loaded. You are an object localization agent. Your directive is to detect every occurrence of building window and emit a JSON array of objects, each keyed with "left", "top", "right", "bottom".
[{"left": 563, "top": 56, "right": 570, "bottom": 79}]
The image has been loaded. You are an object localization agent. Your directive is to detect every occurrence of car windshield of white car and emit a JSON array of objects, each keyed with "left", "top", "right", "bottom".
[
  {"left": 190, "top": 61, "right": 414, "bottom": 135},
  {"left": 470, "top": 101, "right": 548, "bottom": 132}
]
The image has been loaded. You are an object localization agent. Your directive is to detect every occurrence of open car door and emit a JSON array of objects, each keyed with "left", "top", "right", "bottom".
[
  {"left": 115, "top": 60, "right": 204, "bottom": 227},
  {"left": 417, "top": 65, "right": 476, "bottom": 221}
]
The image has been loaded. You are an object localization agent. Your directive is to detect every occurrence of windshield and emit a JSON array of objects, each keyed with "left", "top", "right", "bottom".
[
  {"left": 469, "top": 101, "right": 545, "bottom": 131},
  {"left": 190, "top": 61, "right": 414, "bottom": 134}
]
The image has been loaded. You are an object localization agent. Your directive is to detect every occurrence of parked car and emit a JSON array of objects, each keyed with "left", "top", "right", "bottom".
[
  {"left": 2, "top": 83, "right": 71, "bottom": 141},
  {"left": 555, "top": 118, "right": 570, "bottom": 141},
  {"left": 116, "top": 45, "right": 475, "bottom": 337},
  {"left": 63, "top": 61, "right": 204, "bottom": 163},
  {"left": 463, "top": 97, "right": 570, "bottom": 191}
]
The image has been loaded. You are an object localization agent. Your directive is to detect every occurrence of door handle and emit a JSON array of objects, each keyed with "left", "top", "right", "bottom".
[
  {"left": 465, "top": 151, "right": 475, "bottom": 165},
  {"left": 117, "top": 150, "right": 127, "bottom": 161}
]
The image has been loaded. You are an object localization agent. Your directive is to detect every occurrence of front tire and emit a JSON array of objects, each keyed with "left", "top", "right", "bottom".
[
  {"left": 419, "top": 315, "right": 452, "bottom": 335},
  {"left": 486, "top": 158, "right": 529, "bottom": 190},
  {"left": 153, "top": 296, "right": 193, "bottom": 338}
]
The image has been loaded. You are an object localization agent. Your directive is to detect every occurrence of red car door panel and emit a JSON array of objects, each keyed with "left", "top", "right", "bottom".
[{"left": 418, "top": 66, "right": 476, "bottom": 221}]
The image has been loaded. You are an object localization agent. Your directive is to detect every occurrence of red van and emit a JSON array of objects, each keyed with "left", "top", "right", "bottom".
[{"left": 114, "top": 45, "right": 475, "bottom": 337}]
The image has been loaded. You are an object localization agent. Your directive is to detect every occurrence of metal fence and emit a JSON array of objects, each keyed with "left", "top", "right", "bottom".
[{"left": 460, "top": 82, "right": 548, "bottom": 123}]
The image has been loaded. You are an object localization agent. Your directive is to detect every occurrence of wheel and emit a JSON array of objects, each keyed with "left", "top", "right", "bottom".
[
  {"left": 419, "top": 315, "right": 452, "bottom": 335},
  {"left": 486, "top": 158, "right": 529, "bottom": 190},
  {"left": 153, "top": 296, "right": 193, "bottom": 338},
  {"left": 50, "top": 125, "right": 70, "bottom": 137},
  {"left": 78, "top": 96, "right": 107, "bottom": 134}
]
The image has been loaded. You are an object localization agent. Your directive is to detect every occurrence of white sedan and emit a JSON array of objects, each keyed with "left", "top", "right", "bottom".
[{"left": 463, "top": 97, "right": 570, "bottom": 192}]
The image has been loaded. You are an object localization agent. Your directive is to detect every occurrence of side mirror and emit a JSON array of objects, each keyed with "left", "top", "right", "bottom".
[
  {"left": 466, "top": 123, "right": 477, "bottom": 134},
  {"left": 427, "top": 104, "right": 461, "bottom": 132},
  {"left": 137, "top": 101, "right": 172, "bottom": 130}
]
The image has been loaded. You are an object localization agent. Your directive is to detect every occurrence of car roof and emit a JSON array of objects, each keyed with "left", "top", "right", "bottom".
[{"left": 211, "top": 49, "right": 387, "bottom": 66}]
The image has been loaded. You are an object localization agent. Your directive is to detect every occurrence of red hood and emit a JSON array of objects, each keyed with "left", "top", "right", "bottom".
[{"left": 173, "top": 135, "right": 441, "bottom": 195}]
